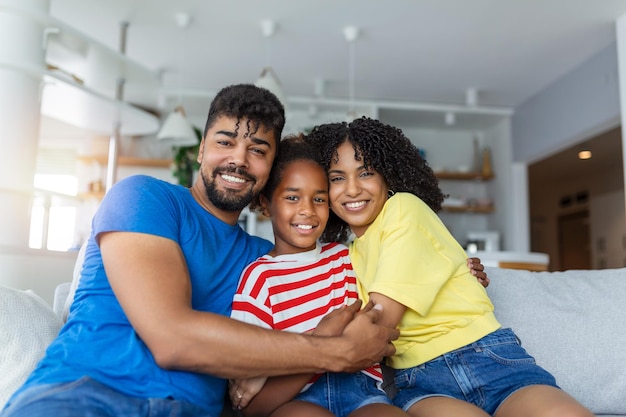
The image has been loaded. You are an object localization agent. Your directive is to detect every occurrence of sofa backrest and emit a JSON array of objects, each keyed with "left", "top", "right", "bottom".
[{"left": 486, "top": 266, "right": 626, "bottom": 415}]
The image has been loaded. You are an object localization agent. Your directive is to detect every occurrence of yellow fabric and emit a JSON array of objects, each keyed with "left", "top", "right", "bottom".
[{"left": 349, "top": 193, "right": 500, "bottom": 369}]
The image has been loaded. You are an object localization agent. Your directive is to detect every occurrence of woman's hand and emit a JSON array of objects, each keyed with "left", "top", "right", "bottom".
[{"left": 467, "top": 257, "right": 490, "bottom": 287}]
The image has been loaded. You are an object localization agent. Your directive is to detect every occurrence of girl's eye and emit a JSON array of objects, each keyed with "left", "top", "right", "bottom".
[
  {"left": 285, "top": 195, "right": 298, "bottom": 201},
  {"left": 329, "top": 176, "right": 343, "bottom": 182},
  {"left": 314, "top": 197, "right": 327, "bottom": 204}
]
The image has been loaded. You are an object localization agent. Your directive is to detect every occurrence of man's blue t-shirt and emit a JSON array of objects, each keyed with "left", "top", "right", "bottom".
[{"left": 20, "top": 175, "right": 272, "bottom": 414}]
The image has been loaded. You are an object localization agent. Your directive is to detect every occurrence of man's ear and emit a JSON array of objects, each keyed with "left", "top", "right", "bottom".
[
  {"left": 197, "top": 139, "right": 205, "bottom": 163},
  {"left": 258, "top": 194, "right": 271, "bottom": 218}
]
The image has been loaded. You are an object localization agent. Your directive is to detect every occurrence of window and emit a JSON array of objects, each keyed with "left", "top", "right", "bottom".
[{"left": 29, "top": 149, "right": 81, "bottom": 251}]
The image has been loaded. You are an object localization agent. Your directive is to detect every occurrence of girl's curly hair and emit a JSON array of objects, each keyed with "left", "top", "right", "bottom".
[{"left": 306, "top": 116, "right": 445, "bottom": 243}]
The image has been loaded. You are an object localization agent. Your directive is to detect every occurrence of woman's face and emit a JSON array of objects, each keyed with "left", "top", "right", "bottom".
[{"left": 327, "top": 141, "right": 389, "bottom": 237}]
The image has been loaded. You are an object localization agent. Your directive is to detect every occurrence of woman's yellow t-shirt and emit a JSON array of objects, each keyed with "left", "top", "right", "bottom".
[{"left": 349, "top": 192, "right": 501, "bottom": 369}]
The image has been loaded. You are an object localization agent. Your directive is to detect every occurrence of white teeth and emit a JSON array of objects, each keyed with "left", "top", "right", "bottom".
[
  {"left": 221, "top": 174, "right": 246, "bottom": 184},
  {"left": 345, "top": 201, "right": 366, "bottom": 209},
  {"left": 295, "top": 224, "right": 313, "bottom": 230}
]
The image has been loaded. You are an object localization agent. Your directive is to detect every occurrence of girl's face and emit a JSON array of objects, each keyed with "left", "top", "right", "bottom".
[
  {"left": 263, "top": 160, "right": 330, "bottom": 256},
  {"left": 328, "top": 141, "right": 389, "bottom": 238}
]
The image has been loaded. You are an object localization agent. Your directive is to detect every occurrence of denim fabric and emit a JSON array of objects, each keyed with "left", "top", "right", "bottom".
[
  {"left": 392, "top": 328, "right": 559, "bottom": 415},
  {"left": 1, "top": 377, "right": 213, "bottom": 417},
  {"left": 294, "top": 372, "right": 391, "bottom": 417}
]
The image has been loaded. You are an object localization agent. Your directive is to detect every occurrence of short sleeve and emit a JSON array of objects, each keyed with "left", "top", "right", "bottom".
[{"left": 367, "top": 195, "right": 464, "bottom": 315}]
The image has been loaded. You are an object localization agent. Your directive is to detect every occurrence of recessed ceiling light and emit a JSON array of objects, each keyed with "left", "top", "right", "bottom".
[{"left": 578, "top": 150, "right": 592, "bottom": 160}]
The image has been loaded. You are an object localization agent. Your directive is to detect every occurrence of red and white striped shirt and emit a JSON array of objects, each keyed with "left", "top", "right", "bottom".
[{"left": 231, "top": 241, "right": 383, "bottom": 390}]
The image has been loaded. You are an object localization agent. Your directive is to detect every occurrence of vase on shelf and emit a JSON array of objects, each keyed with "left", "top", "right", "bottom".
[{"left": 481, "top": 147, "right": 493, "bottom": 177}]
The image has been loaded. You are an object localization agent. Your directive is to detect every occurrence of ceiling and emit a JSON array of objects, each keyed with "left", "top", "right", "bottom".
[
  {"left": 39, "top": 0, "right": 626, "bottom": 181},
  {"left": 45, "top": 0, "right": 626, "bottom": 124}
]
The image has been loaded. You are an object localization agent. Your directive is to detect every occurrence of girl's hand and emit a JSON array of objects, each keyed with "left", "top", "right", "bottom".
[
  {"left": 229, "top": 376, "right": 267, "bottom": 410},
  {"left": 467, "top": 257, "right": 490, "bottom": 287}
]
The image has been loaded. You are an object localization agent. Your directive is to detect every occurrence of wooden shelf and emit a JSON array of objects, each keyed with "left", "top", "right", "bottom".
[
  {"left": 435, "top": 171, "right": 494, "bottom": 181},
  {"left": 441, "top": 205, "right": 495, "bottom": 213},
  {"left": 77, "top": 155, "right": 172, "bottom": 168}
]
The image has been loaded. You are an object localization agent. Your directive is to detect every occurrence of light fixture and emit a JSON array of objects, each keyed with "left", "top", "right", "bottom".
[
  {"left": 445, "top": 111, "right": 456, "bottom": 126},
  {"left": 157, "top": 105, "right": 198, "bottom": 147},
  {"left": 344, "top": 25, "right": 360, "bottom": 121},
  {"left": 466, "top": 88, "right": 478, "bottom": 106},
  {"left": 254, "top": 20, "right": 286, "bottom": 106},
  {"left": 578, "top": 150, "right": 592, "bottom": 160},
  {"left": 156, "top": 12, "right": 198, "bottom": 147}
]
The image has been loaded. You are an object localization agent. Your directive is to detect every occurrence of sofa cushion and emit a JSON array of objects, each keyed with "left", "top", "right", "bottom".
[
  {"left": 486, "top": 267, "right": 626, "bottom": 415},
  {"left": 0, "top": 286, "right": 63, "bottom": 408}
]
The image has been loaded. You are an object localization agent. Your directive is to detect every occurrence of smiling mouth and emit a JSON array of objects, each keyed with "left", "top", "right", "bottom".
[
  {"left": 344, "top": 201, "right": 367, "bottom": 209},
  {"left": 293, "top": 224, "right": 316, "bottom": 231},
  {"left": 220, "top": 173, "right": 247, "bottom": 184}
]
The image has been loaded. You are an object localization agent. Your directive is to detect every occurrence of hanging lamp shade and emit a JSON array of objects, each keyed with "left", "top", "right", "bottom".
[
  {"left": 255, "top": 67, "right": 286, "bottom": 107},
  {"left": 157, "top": 105, "right": 198, "bottom": 147}
]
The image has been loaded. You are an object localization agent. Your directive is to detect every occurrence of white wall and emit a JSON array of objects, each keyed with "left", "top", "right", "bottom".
[{"left": 512, "top": 43, "right": 621, "bottom": 164}]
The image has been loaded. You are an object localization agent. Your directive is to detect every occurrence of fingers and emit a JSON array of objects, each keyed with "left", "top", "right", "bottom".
[{"left": 228, "top": 380, "right": 250, "bottom": 410}]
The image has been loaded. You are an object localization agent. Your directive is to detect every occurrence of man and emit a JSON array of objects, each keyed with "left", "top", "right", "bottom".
[{"left": 1, "top": 84, "right": 398, "bottom": 417}]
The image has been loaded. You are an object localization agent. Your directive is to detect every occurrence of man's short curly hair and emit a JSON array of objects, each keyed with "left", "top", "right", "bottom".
[
  {"left": 306, "top": 116, "right": 445, "bottom": 243},
  {"left": 203, "top": 84, "right": 285, "bottom": 145}
]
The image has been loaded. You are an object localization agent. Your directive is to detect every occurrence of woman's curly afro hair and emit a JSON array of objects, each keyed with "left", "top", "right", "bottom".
[{"left": 305, "top": 116, "right": 445, "bottom": 243}]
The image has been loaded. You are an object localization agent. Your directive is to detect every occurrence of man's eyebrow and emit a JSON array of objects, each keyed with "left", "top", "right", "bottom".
[
  {"left": 215, "top": 130, "right": 237, "bottom": 138},
  {"left": 250, "top": 136, "right": 272, "bottom": 148}
]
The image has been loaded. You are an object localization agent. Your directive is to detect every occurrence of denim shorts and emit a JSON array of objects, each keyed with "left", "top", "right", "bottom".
[
  {"left": 294, "top": 372, "right": 391, "bottom": 417},
  {"left": 1, "top": 376, "right": 211, "bottom": 417},
  {"left": 392, "top": 328, "right": 559, "bottom": 415}
]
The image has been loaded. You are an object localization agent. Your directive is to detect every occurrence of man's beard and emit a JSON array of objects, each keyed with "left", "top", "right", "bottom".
[{"left": 201, "top": 167, "right": 256, "bottom": 212}]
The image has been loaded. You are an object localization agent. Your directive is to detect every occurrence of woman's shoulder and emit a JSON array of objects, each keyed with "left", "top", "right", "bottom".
[{"left": 387, "top": 192, "right": 431, "bottom": 213}]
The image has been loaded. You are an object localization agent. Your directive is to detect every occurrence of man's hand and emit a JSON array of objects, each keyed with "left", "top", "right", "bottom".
[
  {"left": 313, "top": 300, "right": 364, "bottom": 337},
  {"left": 468, "top": 257, "right": 490, "bottom": 287},
  {"left": 333, "top": 303, "right": 398, "bottom": 373}
]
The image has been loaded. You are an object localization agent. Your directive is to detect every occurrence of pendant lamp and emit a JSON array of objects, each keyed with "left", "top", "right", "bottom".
[{"left": 156, "top": 105, "right": 198, "bottom": 147}]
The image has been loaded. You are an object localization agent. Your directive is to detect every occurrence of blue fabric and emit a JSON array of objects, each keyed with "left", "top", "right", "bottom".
[
  {"left": 10, "top": 176, "right": 272, "bottom": 415},
  {"left": 1, "top": 377, "right": 213, "bottom": 417},
  {"left": 392, "top": 328, "right": 559, "bottom": 415},
  {"left": 294, "top": 372, "right": 391, "bottom": 417}
]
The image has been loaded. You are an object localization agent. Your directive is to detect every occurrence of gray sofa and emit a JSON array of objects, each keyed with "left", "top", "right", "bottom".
[{"left": 2, "top": 266, "right": 625, "bottom": 415}]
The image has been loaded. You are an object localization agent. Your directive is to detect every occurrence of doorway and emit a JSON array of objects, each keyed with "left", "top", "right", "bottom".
[{"left": 557, "top": 210, "right": 591, "bottom": 270}]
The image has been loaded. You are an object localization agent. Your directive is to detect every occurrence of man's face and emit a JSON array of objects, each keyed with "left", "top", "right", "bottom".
[{"left": 197, "top": 115, "right": 277, "bottom": 213}]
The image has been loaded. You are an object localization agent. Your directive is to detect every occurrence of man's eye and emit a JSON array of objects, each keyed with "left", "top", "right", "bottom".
[{"left": 250, "top": 148, "right": 266, "bottom": 155}]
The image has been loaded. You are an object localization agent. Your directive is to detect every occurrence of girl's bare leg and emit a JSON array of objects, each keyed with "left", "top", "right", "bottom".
[
  {"left": 349, "top": 403, "right": 410, "bottom": 417},
  {"left": 269, "top": 400, "right": 334, "bottom": 417},
  {"left": 406, "top": 396, "right": 489, "bottom": 417}
]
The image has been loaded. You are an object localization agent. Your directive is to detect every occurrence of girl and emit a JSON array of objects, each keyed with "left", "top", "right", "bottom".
[
  {"left": 305, "top": 118, "right": 592, "bottom": 417},
  {"left": 229, "top": 135, "right": 408, "bottom": 417}
]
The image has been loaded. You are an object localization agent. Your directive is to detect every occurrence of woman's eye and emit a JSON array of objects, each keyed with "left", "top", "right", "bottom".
[{"left": 329, "top": 177, "right": 343, "bottom": 182}]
